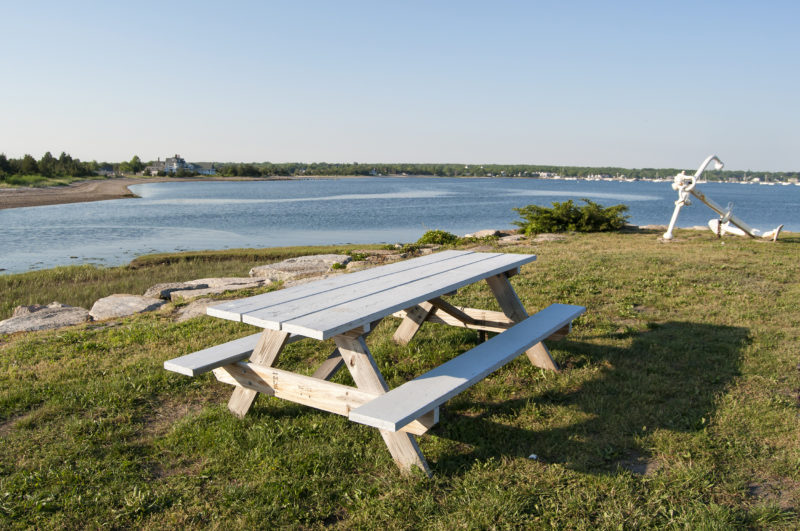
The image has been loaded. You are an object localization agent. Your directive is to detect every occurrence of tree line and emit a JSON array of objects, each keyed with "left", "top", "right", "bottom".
[
  {"left": 3, "top": 152, "right": 799, "bottom": 183},
  {"left": 0, "top": 152, "right": 95, "bottom": 181},
  {"left": 217, "top": 161, "right": 800, "bottom": 183}
]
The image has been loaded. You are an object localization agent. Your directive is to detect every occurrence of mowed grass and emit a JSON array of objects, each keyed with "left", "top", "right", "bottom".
[{"left": 1, "top": 230, "right": 798, "bottom": 528}]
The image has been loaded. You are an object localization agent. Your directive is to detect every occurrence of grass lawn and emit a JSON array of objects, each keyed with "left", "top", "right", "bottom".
[{"left": 1, "top": 229, "right": 798, "bottom": 528}]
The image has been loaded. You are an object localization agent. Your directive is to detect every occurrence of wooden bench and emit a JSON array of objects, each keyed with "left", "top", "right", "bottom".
[
  {"left": 349, "top": 303, "right": 585, "bottom": 432},
  {"left": 164, "top": 332, "right": 303, "bottom": 377}
]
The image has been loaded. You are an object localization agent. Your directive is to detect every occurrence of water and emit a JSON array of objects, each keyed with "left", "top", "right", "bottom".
[{"left": 1, "top": 177, "right": 798, "bottom": 274}]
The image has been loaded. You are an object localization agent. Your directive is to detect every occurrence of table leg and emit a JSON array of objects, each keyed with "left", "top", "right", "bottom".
[
  {"left": 334, "top": 332, "right": 431, "bottom": 476},
  {"left": 392, "top": 302, "right": 434, "bottom": 345},
  {"left": 486, "top": 273, "right": 559, "bottom": 371},
  {"left": 227, "top": 329, "right": 291, "bottom": 418}
]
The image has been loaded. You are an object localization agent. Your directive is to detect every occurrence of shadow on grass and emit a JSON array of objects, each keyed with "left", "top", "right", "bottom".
[{"left": 431, "top": 321, "right": 749, "bottom": 476}]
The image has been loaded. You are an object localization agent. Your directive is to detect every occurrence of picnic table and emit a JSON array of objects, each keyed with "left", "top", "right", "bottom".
[{"left": 164, "top": 250, "right": 585, "bottom": 475}]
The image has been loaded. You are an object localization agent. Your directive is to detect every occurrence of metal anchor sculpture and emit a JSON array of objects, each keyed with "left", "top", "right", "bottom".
[{"left": 662, "top": 155, "right": 783, "bottom": 241}]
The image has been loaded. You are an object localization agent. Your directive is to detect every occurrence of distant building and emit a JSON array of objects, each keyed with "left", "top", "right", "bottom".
[{"left": 144, "top": 154, "right": 215, "bottom": 176}]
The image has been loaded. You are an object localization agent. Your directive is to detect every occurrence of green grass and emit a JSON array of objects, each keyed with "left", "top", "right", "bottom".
[
  {"left": 1, "top": 230, "right": 799, "bottom": 528},
  {"left": 0, "top": 174, "right": 107, "bottom": 188}
]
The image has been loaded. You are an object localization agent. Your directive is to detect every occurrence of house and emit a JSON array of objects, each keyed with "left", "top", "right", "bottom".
[{"left": 144, "top": 155, "right": 216, "bottom": 176}]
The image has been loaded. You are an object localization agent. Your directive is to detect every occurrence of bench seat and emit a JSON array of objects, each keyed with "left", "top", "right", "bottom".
[
  {"left": 164, "top": 332, "right": 302, "bottom": 377},
  {"left": 349, "top": 303, "right": 586, "bottom": 432}
]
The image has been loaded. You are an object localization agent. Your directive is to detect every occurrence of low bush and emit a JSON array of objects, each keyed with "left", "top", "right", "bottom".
[
  {"left": 513, "top": 199, "right": 629, "bottom": 235},
  {"left": 417, "top": 230, "right": 460, "bottom": 246}
]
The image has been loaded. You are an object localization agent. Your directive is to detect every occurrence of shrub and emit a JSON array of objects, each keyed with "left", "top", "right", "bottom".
[
  {"left": 513, "top": 199, "right": 629, "bottom": 235},
  {"left": 417, "top": 230, "right": 460, "bottom": 246}
]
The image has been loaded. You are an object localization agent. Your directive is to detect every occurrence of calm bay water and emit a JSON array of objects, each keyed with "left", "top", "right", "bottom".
[{"left": 1, "top": 177, "right": 798, "bottom": 274}]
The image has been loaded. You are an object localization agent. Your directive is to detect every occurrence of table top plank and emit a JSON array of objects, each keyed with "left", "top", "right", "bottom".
[
  {"left": 276, "top": 253, "right": 536, "bottom": 339},
  {"left": 207, "top": 249, "right": 471, "bottom": 323},
  {"left": 238, "top": 251, "right": 515, "bottom": 334}
]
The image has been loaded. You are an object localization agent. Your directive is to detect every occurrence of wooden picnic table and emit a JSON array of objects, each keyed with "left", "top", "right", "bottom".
[{"left": 165, "top": 250, "right": 584, "bottom": 475}]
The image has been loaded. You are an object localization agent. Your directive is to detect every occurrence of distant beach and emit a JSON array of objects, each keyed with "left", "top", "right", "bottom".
[{"left": 0, "top": 176, "right": 282, "bottom": 210}]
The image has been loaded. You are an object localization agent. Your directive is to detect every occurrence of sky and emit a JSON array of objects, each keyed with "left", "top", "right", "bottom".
[{"left": 2, "top": 1, "right": 799, "bottom": 171}]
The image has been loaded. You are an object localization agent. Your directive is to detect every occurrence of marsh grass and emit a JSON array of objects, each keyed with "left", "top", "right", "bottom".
[{"left": 1, "top": 230, "right": 798, "bottom": 528}]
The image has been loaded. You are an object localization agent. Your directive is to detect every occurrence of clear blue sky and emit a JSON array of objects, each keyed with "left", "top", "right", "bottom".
[{"left": 2, "top": 1, "right": 798, "bottom": 171}]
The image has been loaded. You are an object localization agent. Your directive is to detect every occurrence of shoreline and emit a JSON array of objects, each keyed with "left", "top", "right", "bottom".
[
  {"left": 0, "top": 176, "right": 281, "bottom": 210},
  {"left": 2, "top": 174, "right": 794, "bottom": 211}
]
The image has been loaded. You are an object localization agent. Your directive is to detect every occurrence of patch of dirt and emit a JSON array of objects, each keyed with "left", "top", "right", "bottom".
[
  {"left": 747, "top": 479, "right": 799, "bottom": 511},
  {"left": 138, "top": 393, "right": 224, "bottom": 440},
  {"left": 615, "top": 451, "right": 661, "bottom": 476},
  {"left": 0, "top": 409, "right": 39, "bottom": 438}
]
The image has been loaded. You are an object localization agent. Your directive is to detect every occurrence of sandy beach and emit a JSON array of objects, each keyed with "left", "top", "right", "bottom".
[
  {"left": 0, "top": 178, "right": 151, "bottom": 210},
  {"left": 0, "top": 176, "right": 284, "bottom": 210}
]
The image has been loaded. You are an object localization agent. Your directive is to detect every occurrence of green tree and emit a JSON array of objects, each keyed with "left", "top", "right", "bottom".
[
  {"left": 39, "top": 151, "right": 57, "bottom": 177},
  {"left": 20, "top": 154, "right": 38, "bottom": 175}
]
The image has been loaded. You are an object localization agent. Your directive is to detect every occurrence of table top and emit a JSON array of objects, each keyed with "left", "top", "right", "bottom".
[{"left": 207, "top": 250, "right": 536, "bottom": 340}]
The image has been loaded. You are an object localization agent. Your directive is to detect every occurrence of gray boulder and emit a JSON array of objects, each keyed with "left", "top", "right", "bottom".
[
  {"left": 0, "top": 302, "right": 89, "bottom": 334},
  {"left": 249, "top": 255, "right": 351, "bottom": 281},
  {"left": 174, "top": 298, "right": 221, "bottom": 323},
  {"left": 144, "top": 281, "right": 209, "bottom": 299},
  {"left": 464, "top": 229, "right": 502, "bottom": 238},
  {"left": 90, "top": 294, "right": 167, "bottom": 321},
  {"left": 168, "top": 277, "right": 268, "bottom": 301},
  {"left": 498, "top": 234, "right": 526, "bottom": 244}
]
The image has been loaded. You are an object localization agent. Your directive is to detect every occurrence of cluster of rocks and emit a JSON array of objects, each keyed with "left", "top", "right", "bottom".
[
  {"left": 0, "top": 253, "right": 390, "bottom": 335},
  {"left": 1, "top": 231, "right": 543, "bottom": 336}
]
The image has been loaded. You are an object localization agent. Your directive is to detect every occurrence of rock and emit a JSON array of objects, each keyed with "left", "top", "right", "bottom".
[
  {"left": 144, "top": 282, "right": 209, "bottom": 299},
  {"left": 532, "top": 233, "right": 567, "bottom": 242},
  {"left": 89, "top": 295, "right": 167, "bottom": 321},
  {"left": 0, "top": 304, "right": 89, "bottom": 334},
  {"left": 464, "top": 229, "right": 501, "bottom": 238},
  {"left": 174, "top": 299, "right": 221, "bottom": 323},
  {"left": 346, "top": 261, "right": 375, "bottom": 272},
  {"left": 249, "top": 255, "right": 351, "bottom": 281},
  {"left": 498, "top": 234, "right": 526, "bottom": 244},
  {"left": 12, "top": 301, "right": 71, "bottom": 317},
  {"left": 282, "top": 272, "right": 346, "bottom": 288},
  {"left": 639, "top": 224, "right": 667, "bottom": 231},
  {"left": 168, "top": 278, "right": 268, "bottom": 301},
  {"left": 351, "top": 249, "right": 397, "bottom": 256}
]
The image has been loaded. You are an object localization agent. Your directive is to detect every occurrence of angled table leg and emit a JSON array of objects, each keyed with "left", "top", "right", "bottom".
[
  {"left": 228, "top": 329, "right": 291, "bottom": 418},
  {"left": 486, "top": 273, "right": 559, "bottom": 371},
  {"left": 393, "top": 302, "right": 434, "bottom": 345},
  {"left": 334, "top": 331, "right": 431, "bottom": 476}
]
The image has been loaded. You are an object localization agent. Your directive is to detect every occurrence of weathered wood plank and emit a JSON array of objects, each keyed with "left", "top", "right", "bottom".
[
  {"left": 334, "top": 333, "right": 431, "bottom": 475},
  {"left": 163, "top": 332, "right": 303, "bottom": 377},
  {"left": 227, "top": 329, "right": 290, "bottom": 418},
  {"left": 213, "top": 362, "right": 436, "bottom": 436},
  {"left": 281, "top": 253, "right": 536, "bottom": 339},
  {"left": 242, "top": 252, "right": 517, "bottom": 335},
  {"left": 349, "top": 304, "right": 585, "bottom": 432},
  {"left": 392, "top": 302, "right": 434, "bottom": 345},
  {"left": 486, "top": 272, "right": 562, "bottom": 370},
  {"left": 393, "top": 306, "right": 515, "bottom": 333},
  {"left": 207, "top": 250, "right": 474, "bottom": 324}
]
